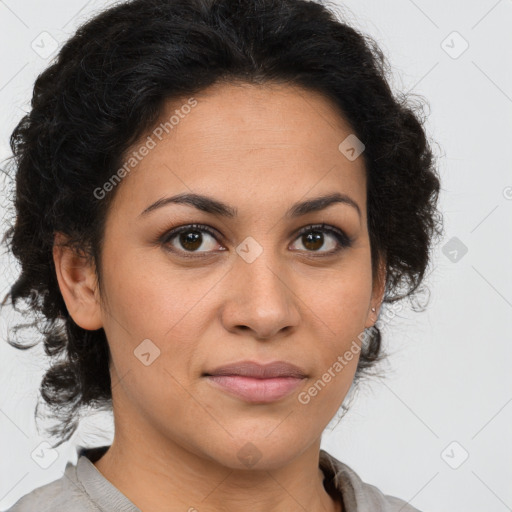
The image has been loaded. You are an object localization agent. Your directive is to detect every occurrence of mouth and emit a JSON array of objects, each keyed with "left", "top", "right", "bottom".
[{"left": 203, "top": 360, "right": 308, "bottom": 404}]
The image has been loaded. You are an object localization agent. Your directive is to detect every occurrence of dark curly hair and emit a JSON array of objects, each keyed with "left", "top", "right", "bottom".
[{"left": 1, "top": 0, "right": 442, "bottom": 448}]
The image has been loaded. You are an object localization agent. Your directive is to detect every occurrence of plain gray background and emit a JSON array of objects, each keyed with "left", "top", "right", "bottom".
[{"left": 0, "top": 1, "right": 511, "bottom": 511}]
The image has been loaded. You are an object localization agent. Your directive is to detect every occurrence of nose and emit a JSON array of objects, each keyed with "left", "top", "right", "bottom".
[{"left": 220, "top": 248, "right": 301, "bottom": 341}]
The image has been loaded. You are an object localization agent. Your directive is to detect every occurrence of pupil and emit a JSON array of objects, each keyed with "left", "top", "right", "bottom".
[
  {"left": 304, "top": 232, "right": 323, "bottom": 251},
  {"left": 180, "top": 231, "right": 202, "bottom": 251}
]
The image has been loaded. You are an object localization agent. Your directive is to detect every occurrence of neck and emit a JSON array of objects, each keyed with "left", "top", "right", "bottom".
[{"left": 93, "top": 424, "right": 342, "bottom": 512}]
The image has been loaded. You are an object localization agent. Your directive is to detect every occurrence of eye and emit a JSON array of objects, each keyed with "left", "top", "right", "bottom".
[
  {"left": 160, "top": 223, "right": 225, "bottom": 257},
  {"left": 159, "top": 222, "right": 352, "bottom": 259},
  {"left": 290, "top": 224, "right": 352, "bottom": 255}
]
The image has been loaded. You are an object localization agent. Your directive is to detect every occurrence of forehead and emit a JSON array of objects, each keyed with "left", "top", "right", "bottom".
[{"left": 111, "top": 81, "right": 367, "bottom": 217}]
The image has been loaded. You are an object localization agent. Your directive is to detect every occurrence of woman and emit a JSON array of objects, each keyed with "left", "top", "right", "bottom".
[{"left": 2, "top": 0, "right": 441, "bottom": 510}]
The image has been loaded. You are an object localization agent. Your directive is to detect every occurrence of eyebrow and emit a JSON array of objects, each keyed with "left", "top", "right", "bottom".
[{"left": 139, "top": 191, "right": 361, "bottom": 220}]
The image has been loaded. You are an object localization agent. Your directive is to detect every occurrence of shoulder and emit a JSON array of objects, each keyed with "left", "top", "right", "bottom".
[
  {"left": 320, "top": 449, "right": 423, "bottom": 512},
  {"left": 4, "top": 461, "right": 97, "bottom": 512}
]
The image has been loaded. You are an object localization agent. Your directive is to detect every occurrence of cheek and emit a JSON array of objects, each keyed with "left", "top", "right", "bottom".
[
  {"left": 300, "top": 261, "right": 373, "bottom": 336},
  {"left": 100, "top": 244, "right": 199, "bottom": 335},
  {"left": 98, "top": 245, "right": 218, "bottom": 382},
  {"left": 299, "top": 259, "right": 372, "bottom": 400}
]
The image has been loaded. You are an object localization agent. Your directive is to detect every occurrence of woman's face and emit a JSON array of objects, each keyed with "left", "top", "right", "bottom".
[{"left": 84, "top": 82, "right": 384, "bottom": 469}]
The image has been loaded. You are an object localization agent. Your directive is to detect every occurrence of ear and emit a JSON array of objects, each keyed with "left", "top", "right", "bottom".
[
  {"left": 364, "top": 255, "right": 386, "bottom": 329},
  {"left": 53, "top": 232, "right": 103, "bottom": 330}
]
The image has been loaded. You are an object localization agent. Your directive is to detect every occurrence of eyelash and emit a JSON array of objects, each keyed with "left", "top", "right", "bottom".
[{"left": 158, "top": 223, "right": 353, "bottom": 259}]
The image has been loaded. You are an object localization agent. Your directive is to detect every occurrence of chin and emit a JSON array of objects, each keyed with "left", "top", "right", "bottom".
[{"left": 197, "top": 433, "right": 310, "bottom": 471}]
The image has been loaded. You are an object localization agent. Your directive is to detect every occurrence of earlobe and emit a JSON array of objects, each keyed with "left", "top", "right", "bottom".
[
  {"left": 53, "top": 232, "right": 103, "bottom": 330},
  {"left": 364, "top": 256, "right": 386, "bottom": 328}
]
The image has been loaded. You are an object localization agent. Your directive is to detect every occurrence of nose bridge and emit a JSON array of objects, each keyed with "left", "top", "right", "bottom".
[
  {"left": 222, "top": 235, "right": 300, "bottom": 337},
  {"left": 235, "top": 235, "right": 289, "bottom": 307}
]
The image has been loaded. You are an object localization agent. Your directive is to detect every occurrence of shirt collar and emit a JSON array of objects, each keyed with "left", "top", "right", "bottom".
[{"left": 75, "top": 445, "right": 141, "bottom": 512}]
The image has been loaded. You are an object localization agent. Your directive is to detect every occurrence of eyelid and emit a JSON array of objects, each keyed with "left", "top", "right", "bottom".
[{"left": 158, "top": 223, "right": 224, "bottom": 247}]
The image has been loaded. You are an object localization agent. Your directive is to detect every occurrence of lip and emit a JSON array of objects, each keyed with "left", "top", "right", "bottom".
[
  {"left": 206, "top": 375, "right": 305, "bottom": 403},
  {"left": 204, "top": 360, "right": 307, "bottom": 379},
  {"left": 203, "top": 361, "right": 308, "bottom": 404}
]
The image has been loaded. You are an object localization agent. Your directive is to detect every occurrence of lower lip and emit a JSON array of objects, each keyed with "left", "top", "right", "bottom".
[{"left": 205, "top": 375, "right": 305, "bottom": 403}]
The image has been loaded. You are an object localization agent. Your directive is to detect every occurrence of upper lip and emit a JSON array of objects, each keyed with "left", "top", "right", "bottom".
[{"left": 204, "top": 360, "right": 307, "bottom": 379}]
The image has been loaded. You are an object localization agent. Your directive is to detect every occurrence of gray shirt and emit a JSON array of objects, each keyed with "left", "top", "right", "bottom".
[{"left": 5, "top": 446, "right": 421, "bottom": 511}]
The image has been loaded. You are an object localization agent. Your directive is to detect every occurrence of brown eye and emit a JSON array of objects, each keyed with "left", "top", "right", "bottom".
[
  {"left": 301, "top": 231, "right": 326, "bottom": 251},
  {"left": 290, "top": 224, "right": 352, "bottom": 255},
  {"left": 159, "top": 222, "right": 352, "bottom": 259},
  {"left": 177, "top": 230, "right": 205, "bottom": 251},
  {"left": 161, "top": 224, "right": 224, "bottom": 256}
]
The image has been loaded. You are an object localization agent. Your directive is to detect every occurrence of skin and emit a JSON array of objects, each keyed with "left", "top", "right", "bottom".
[{"left": 53, "top": 81, "right": 386, "bottom": 512}]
